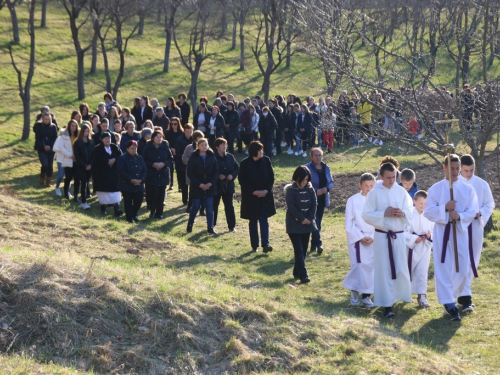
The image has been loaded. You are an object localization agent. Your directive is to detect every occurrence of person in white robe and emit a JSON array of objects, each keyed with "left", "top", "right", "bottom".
[
  {"left": 424, "top": 154, "right": 478, "bottom": 321},
  {"left": 456, "top": 154, "right": 495, "bottom": 311},
  {"left": 343, "top": 173, "right": 376, "bottom": 308},
  {"left": 405, "top": 190, "right": 434, "bottom": 307},
  {"left": 362, "top": 162, "right": 413, "bottom": 318}
]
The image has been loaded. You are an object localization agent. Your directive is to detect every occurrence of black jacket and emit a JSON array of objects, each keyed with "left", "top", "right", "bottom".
[
  {"left": 91, "top": 143, "right": 122, "bottom": 192},
  {"left": 270, "top": 106, "right": 284, "bottom": 131},
  {"left": 138, "top": 137, "right": 148, "bottom": 156},
  {"left": 131, "top": 106, "right": 142, "bottom": 129},
  {"left": 285, "top": 182, "right": 318, "bottom": 234},
  {"left": 215, "top": 152, "right": 239, "bottom": 195},
  {"left": 297, "top": 112, "right": 313, "bottom": 137},
  {"left": 33, "top": 121, "right": 58, "bottom": 152},
  {"left": 164, "top": 107, "right": 182, "bottom": 122},
  {"left": 283, "top": 112, "right": 295, "bottom": 132},
  {"left": 176, "top": 101, "right": 191, "bottom": 126},
  {"left": 165, "top": 129, "right": 182, "bottom": 151},
  {"left": 153, "top": 115, "right": 170, "bottom": 134},
  {"left": 74, "top": 139, "right": 95, "bottom": 169},
  {"left": 136, "top": 106, "right": 153, "bottom": 126},
  {"left": 93, "top": 130, "right": 117, "bottom": 146},
  {"left": 143, "top": 141, "right": 173, "bottom": 187},
  {"left": 175, "top": 134, "right": 192, "bottom": 171},
  {"left": 258, "top": 113, "right": 278, "bottom": 140},
  {"left": 224, "top": 109, "right": 241, "bottom": 138},
  {"left": 238, "top": 156, "right": 276, "bottom": 220},
  {"left": 205, "top": 113, "right": 226, "bottom": 138},
  {"left": 117, "top": 152, "right": 147, "bottom": 193},
  {"left": 187, "top": 149, "right": 219, "bottom": 199}
]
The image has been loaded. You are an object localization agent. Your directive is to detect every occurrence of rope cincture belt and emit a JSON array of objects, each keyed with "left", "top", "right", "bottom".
[
  {"left": 468, "top": 224, "right": 479, "bottom": 278},
  {"left": 375, "top": 229, "right": 404, "bottom": 280},
  {"left": 355, "top": 241, "right": 361, "bottom": 263},
  {"left": 408, "top": 232, "right": 432, "bottom": 281}
]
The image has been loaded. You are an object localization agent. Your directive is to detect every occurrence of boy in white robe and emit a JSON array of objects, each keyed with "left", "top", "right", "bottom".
[
  {"left": 457, "top": 154, "right": 495, "bottom": 311},
  {"left": 405, "top": 190, "right": 434, "bottom": 307},
  {"left": 362, "top": 162, "right": 413, "bottom": 318},
  {"left": 424, "top": 154, "right": 478, "bottom": 321},
  {"left": 343, "top": 173, "right": 376, "bottom": 308}
]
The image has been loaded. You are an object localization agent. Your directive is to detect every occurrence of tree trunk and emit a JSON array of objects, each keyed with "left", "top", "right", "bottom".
[
  {"left": 100, "top": 37, "right": 112, "bottom": 93},
  {"left": 286, "top": 40, "right": 291, "bottom": 68},
  {"left": 77, "top": 50, "right": 85, "bottom": 99},
  {"left": 6, "top": 0, "right": 20, "bottom": 44},
  {"left": 219, "top": 10, "right": 227, "bottom": 38},
  {"left": 41, "top": 0, "right": 48, "bottom": 28},
  {"left": 22, "top": 98, "right": 31, "bottom": 140},
  {"left": 113, "top": 48, "right": 125, "bottom": 100},
  {"left": 231, "top": 16, "right": 237, "bottom": 50},
  {"left": 239, "top": 23, "right": 245, "bottom": 71},
  {"left": 261, "top": 72, "right": 271, "bottom": 103},
  {"left": 138, "top": 12, "right": 145, "bottom": 36},
  {"left": 188, "top": 64, "right": 201, "bottom": 114},
  {"left": 164, "top": 27, "right": 172, "bottom": 73},
  {"left": 90, "top": 33, "right": 98, "bottom": 74}
]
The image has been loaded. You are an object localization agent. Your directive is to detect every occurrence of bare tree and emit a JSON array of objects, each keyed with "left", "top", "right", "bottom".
[
  {"left": 252, "top": 0, "right": 299, "bottom": 101},
  {"left": 41, "top": 0, "right": 49, "bottom": 28},
  {"left": 6, "top": 0, "right": 20, "bottom": 43},
  {"left": 8, "top": 0, "right": 37, "bottom": 140},
  {"left": 173, "top": 0, "right": 218, "bottom": 113},
  {"left": 231, "top": 0, "right": 253, "bottom": 71},
  {"left": 161, "top": 0, "right": 184, "bottom": 73},
  {"left": 61, "top": 0, "right": 93, "bottom": 100}
]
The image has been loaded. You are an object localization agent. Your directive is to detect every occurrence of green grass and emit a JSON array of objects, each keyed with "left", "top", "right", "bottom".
[{"left": 1, "top": 4, "right": 500, "bottom": 375}]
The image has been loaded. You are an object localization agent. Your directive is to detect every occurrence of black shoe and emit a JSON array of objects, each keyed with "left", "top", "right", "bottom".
[
  {"left": 73, "top": 197, "right": 80, "bottom": 203},
  {"left": 300, "top": 277, "right": 310, "bottom": 284},
  {"left": 132, "top": 216, "right": 139, "bottom": 223},
  {"left": 114, "top": 208, "right": 123, "bottom": 217},
  {"left": 449, "top": 307, "right": 462, "bottom": 321},
  {"left": 127, "top": 219, "right": 133, "bottom": 223},
  {"left": 317, "top": 246, "right": 324, "bottom": 255},
  {"left": 384, "top": 307, "right": 395, "bottom": 318},
  {"left": 155, "top": 215, "right": 164, "bottom": 219},
  {"left": 310, "top": 247, "right": 317, "bottom": 253},
  {"left": 186, "top": 224, "right": 193, "bottom": 233},
  {"left": 229, "top": 228, "right": 236, "bottom": 232},
  {"left": 185, "top": 206, "right": 190, "bottom": 214},
  {"left": 262, "top": 245, "right": 273, "bottom": 253},
  {"left": 100, "top": 205, "right": 107, "bottom": 215},
  {"left": 252, "top": 247, "right": 258, "bottom": 252},
  {"left": 149, "top": 213, "right": 155, "bottom": 219},
  {"left": 207, "top": 228, "right": 217, "bottom": 235}
]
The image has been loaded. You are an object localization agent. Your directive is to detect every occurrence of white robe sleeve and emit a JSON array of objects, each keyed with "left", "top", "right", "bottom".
[
  {"left": 457, "top": 186, "right": 479, "bottom": 232},
  {"left": 424, "top": 183, "right": 449, "bottom": 224},
  {"left": 401, "top": 188, "right": 412, "bottom": 226},
  {"left": 362, "top": 190, "right": 386, "bottom": 230},
  {"left": 345, "top": 196, "right": 365, "bottom": 245},
  {"left": 479, "top": 182, "right": 495, "bottom": 226}
]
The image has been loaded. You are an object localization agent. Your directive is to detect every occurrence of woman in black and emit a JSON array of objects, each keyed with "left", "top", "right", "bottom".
[
  {"left": 73, "top": 123, "right": 95, "bottom": 209},
  {"left": 186, "top": 138, "right": 219, "bottom": 235},
  {"left": 165, "top": 117, "right": 183, "bottom": 191},
  {"left": 164, "top": 97, "right": 182, "bottom": 122},
  {"left": 175, "top": 124, "right": 193, "bottom": 202},
  {"left": 91, "top": 132, "right": 123, "bottom": 216},
  {"left": 80, "top": 103, "right": 91, "bottom": 122},
  {"left": 177, "top": 92, "right": 191, "bottom": 126},
  {"left": 238, "top": 141, "right": 276, "bottom": 253},
  {"left": 117, "top": 140, "right": 147, "bottom": 223},
  {"left": 33, "top": 112, "right": 58, "bottom": 187},
  {"left": 144, "top": 130, "right": 173, "bottom": 219},
  {"left": 131, "top": 98, "right": 142, "bottom": 130},
  {"left": 213, "top": 138, "right": 239, "bottom": 232},
  {"left": 223, "top": 101, "right": 241, "bottom": 155},
  {"left": 285, "top": 166, "right": 317, "bottom": 284}
]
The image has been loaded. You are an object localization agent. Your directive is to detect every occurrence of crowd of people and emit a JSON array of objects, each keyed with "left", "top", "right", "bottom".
[{"left": 33, "top": 91, "right": 495, "bottom": 319}]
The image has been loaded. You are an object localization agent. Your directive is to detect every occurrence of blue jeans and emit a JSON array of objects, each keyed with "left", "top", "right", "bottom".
[
  {"left": 311, "top": 200, "right": 325, "bottom": 248},
  {"left": 317, "top": 128, "right": 322, "bottom": 147},
  {"left": 294, "top": 132, "right": 302, "bottom": 152},
  {"left": 248, "top": 205, "right": 269, "bottom": 249},
  {"left": 189, "top": 197, "right": 214, "bottom": 229},
  {"left": 56, "top": 162, "right": 65, "bottom": 187}
]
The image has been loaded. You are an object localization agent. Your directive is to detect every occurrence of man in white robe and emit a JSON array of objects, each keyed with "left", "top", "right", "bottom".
[
  {"left": 457, "top": 154, "right": 495, "bottom": 311},
  {"left": 362, "top": 163, "right": 413, "bottom": 318},
  {"left": 343, "top": 173, "right": 376, "bottom": 308},
  {"left": 424, "top": 154, "right": 478, "bottom": 321}
]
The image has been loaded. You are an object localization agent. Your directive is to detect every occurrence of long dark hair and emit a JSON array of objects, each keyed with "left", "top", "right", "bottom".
[{"left": 77, "top": 123, "right": 93, "bottom": 142}]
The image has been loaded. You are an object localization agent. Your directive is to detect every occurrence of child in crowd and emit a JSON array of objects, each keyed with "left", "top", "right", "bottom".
[
  {"left": 405, "top": 190, "right": 434, "bottom": 307},
  {"left": 399, "top": 168, "right": 418, "bottom": 200},
  {"left": 342, "top": 173, "right": 376, "bottom": 308}
]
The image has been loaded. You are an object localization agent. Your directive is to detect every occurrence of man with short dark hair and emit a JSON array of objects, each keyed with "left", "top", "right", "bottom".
[{"left": 424, "top": 154, "right": 478, "bottom": 321}]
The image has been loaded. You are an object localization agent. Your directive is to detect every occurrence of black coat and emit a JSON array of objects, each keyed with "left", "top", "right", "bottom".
[
  {"left": 152, "top": 115, "right": 170, "bottom": 134},
  {"left": 175, "top": 134, "right": 192, "bottom": 171},
  {"left": 238, "top": 156, "right": 276, "bottom": 220},
  {"left": 205, "top": 113, "right": 226, "bottom": 138},
  {"left": 187, "top": 149, "right": 219, "bottom": 199},
  {"left": 33, "top": 122, "right": 58, "bottom": 152},
  {"left": 93, "top": 130, "right": 117, "bottom": 146},
  {"left": 165, "top": 129, "right": 182, "bottom": 151},
  {"left": 224, "top": 109, "right": 241, "bottom": 138},
  {"left": 283, "top": 112, "right": 295, "bottom": 132},
  {"left": 164, "top": 107, "right": 182, "bottom": 122},
  {"left": 285, "top": 182, "right": 318, "bottom": 234},
  {"left": 215, "top": 152, "right": 239, "bottom": 195},
  {"left": 258, "top": 113, "right": 278, "bottom": 140},
  {"left": 117, "top": 152, "right": 147, "bottom": 193},
  {"left": 270, "top": 106, "right": 284, "bottom": 131},
  {"left": 176, "top": 101, "right": 191, "bottom": 126},
  {"left": 138, "top": 137, "right": 148, "bottom": 156},
  {"left": 143, "top": 141, "right": 173, "bottom": 187},
  {"left": 297, "top": 112, "right": 313, "bottom": 138},
  {"left": 91, "top": 143, "right": 122, "bottom": 192},
  {"left": 74, "top": 139, "right": 95, "bottom": 168},
  {"left": 131, "top": 107, "right": 142, "bottom": 128}
]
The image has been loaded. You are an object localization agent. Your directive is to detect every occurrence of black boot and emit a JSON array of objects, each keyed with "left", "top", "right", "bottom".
[
  {"left": 113, "top": 203, "right": 123, "bottom": 217},
  {"left": 100, "top": 205, "right": 107, "bottom": 215}
]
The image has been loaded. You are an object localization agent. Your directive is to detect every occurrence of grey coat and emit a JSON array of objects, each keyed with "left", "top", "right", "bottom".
[{"left": 285, "top": 182, "right": 318, "bottom": 234}]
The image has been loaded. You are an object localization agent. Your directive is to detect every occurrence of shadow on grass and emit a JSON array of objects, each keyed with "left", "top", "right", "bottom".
[{"left": 406, "top": 315, "right": 462, "bottom": 352}]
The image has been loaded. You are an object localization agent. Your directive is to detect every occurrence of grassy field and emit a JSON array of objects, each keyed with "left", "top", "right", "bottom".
[{"left": 1, "top": 4, "right": 500, "bottom": 375}]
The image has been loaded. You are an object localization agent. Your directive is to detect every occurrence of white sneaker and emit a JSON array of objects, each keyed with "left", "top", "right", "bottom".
[
  {"left": 368, "top": 137, "right": 372, "bottom": 142},
  {"left": 378, "top": 140, "right": 383, "bottom": 146},
  {"left": 358, "top": 139, "right": 364, "bottom": 143},
  {"left": 55, "top": 187, "right": 62, "bottom": 196},
  {"left": 272, "top": 148, "right": 276, "bottom": 154},
  {"left": 318, "top": 146, "right": 322, "bottom": 150},
  {"left": 287, "top": 147, "right": 293, "bottom": 155},
  {"left": 418, "top": 295, "right": 431, "bottom": 308},
  {"left": 362, "top": 297, "right": 375, "bottom": 308},
  {"left": 281, "top": 141, "right": 287, "bottom": 147},
  {"left": 67, "top": 192, "right": 73, "bottom": 199},
  {"left": 294, "top": 151, "right": 300, "bottom": 156},
  {"left": 81, "top": 202, "right": 91, "bottom": 210},
  {"left": 245, "top": 149, "right": 249, "bottom": 155},
  {"left": 373, "top": 138, "right": 379, "bottom": 144},
  {"left": 350, "top": 291, "right": 360, "bottom": 306},
  {"left": 302, "top": 151, "right": 307, "bottom": 157}
]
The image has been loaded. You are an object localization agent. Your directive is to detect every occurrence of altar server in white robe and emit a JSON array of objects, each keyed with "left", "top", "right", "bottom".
[
  {"left": 405, "top": 190, "right": 434, "bottom": 308},
  {"left": 424, "top": 154, "right": 478, "bottom": 321},
  {"left": 343, "top": 173, "right": 376, "bottom": 308},
  {"left": 362, "top": 162, "right": 413, "bottom": 318},
  {"left": 457, "top": 154, "right": 495, "bottom": 311}
]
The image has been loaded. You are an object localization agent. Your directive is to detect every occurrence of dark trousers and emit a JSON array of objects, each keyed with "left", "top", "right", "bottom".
[
  {"left": 63, "top": 167, "right": 74, "bottom": 198},
  {"left": 285, "top": 131, "right": 294, "bottom": 148},
  {"left": 213, "top": 191, "right": 236, "bottom": 229},
  {"left": 261, "top": 137, "right": 274, "bottom": 160},
  {"left": 176, "top": 166, "right": 188, "bottom": 204},
  {"left": 228, "top": 134, "right": 242, "bottom": 154},
  {"left": 122, "top": 190, "right": 143, "bottom": 221},
  {"left": 249, "top": 205, "right": 269, "bottom": 249},
  {"left": 38, "top": 152, "right": 55, "bottom": 177},
  {"left": 188, "top": 196, "right": 214, "bottom": 228},
  {"left": 289, "top": 232, "right": 310, "bottom": 280},
  {"left": 236, "top": 135, "right": 243, "bottom": 154},
  {"left": 311, "top": 200, "right": 325, "bottom": 248},
  {"left": 146, "top": 184, "right": 166, "bottom": 217},
  {"left": 274, "top": 130, "right": 283, "bottom": 154},
  {"left": 75, "top": 167, "right": 91, "bottom": 203},
  {"left": 242, "top": 133, "right": 253, "bottom": 147},
  {"left": 169, "top": 162, "right": 174, "bottom": 188}
]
